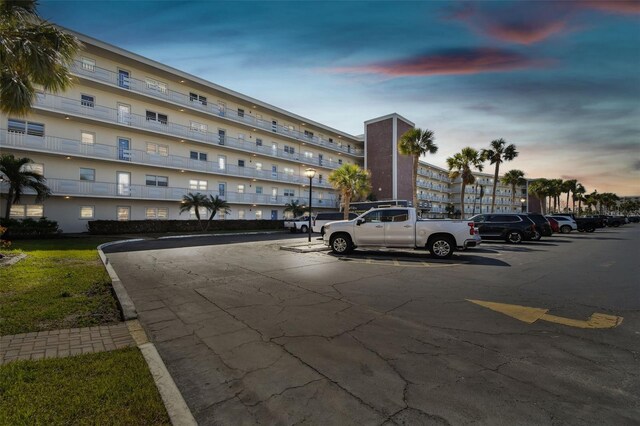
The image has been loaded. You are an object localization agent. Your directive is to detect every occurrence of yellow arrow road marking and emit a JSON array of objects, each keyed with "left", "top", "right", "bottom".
[{"left": 467, "top": 299, "right": 623, "bottom": 329}]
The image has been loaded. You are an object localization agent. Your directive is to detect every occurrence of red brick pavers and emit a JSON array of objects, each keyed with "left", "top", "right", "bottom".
[{"left": 0, "top": 323, "right": 135, "bottom": 364}]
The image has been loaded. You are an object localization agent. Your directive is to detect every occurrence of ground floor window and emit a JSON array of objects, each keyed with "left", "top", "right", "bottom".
[
  {"left": 255, "top": 210, "right": 263, "bottom": 219},
  {"left": 117, "top": 206, "right": 130, "bottom": 221},
  {"left": 146, "top": 207, "right": 168, "bottom": 219},
  {"left": 9, "top": 204, "right": 43, "bottom": 218},
  {"left": 80, "top": 206, "right": 94, "bottom": 219},
  {"left": 238, "top": 209, "right": 245, "bottom": 219}
]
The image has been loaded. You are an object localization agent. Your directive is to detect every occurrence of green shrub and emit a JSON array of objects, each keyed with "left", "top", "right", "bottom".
[
  {"left": 87, "top": 219, "right": 284, "bottom": 235},
  {"left": 0, "top": 217, "right": 60, "bottom": 239}
]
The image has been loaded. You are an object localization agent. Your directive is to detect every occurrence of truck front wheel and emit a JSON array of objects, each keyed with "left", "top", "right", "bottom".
[
  {"left": 330, "top": 234, "right": 353, "bottom": 255},
  {"left": 428, "top": 236, "right": 454, "bottom": 259}
]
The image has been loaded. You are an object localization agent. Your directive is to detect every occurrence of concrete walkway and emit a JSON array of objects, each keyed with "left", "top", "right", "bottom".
[{"left": 0, "top": 323, "right": 135, "bottom": 364}]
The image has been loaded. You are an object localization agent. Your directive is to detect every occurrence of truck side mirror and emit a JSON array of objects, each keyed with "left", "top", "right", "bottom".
[{"left": 356, "top": 218, "right": 364, "bottom": 226}]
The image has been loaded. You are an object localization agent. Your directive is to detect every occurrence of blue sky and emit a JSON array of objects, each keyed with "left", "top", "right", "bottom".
[{"left": 40, "top": 1, "right": 640, "bottom": 195}]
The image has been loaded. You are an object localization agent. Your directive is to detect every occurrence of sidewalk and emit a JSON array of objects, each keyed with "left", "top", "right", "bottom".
[
  {"left": 279, "top": 239, "right": 328, "bottom": 253},
  {"left": 0, "top": 323, "right": 135, "bottom": 364}
]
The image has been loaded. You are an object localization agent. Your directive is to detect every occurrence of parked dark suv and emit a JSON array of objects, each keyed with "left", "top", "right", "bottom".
[
  {"left": 468, "top": 214, "right": 536, "bottom": 244},
  {"left": 525, "top": 213, "right": 553, "bottom": 240}
]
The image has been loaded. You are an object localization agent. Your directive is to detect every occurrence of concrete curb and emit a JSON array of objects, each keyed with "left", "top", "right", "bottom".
[
  {"left": 280, "top": 244, "right": 328, "bottom": 253},
  {"left": 157, "top": 230, "right": 286, "bottom": 240},
  {"left": 96, "top": 240, "right": 197, "bottom": 426}
]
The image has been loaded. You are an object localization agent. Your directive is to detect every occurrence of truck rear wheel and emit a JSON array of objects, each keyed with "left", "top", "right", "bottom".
[
  {"left": 428, "top": 236, "right": 454, "bottom": 259},
  {"left": 330, "top": 234, "right": 353, "bottom": 255},
  {"left": 299, "top": 225, "right": 308, "bottom": 234}
]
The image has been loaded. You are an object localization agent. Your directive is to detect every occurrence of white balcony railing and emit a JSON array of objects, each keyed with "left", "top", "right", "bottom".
[
  {"left": 71, "top": 61, "right": 363, "bottom": 157},
  {"left": 32, "top": 93, "right": 349, "bottom": 171},
  {"left": 1, "top": 178, "right": 337, "bottom": 207},
  {"left": 0, "top": 130, "right": 334, "bottom": 189}
]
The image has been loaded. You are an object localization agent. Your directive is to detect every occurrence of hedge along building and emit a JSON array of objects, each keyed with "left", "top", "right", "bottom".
[{"left": 0, "top": 29, "right": 526, "bottom": 232}]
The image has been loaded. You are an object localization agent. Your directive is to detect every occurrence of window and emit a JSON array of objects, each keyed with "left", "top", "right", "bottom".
[
  {"left": 271, "top": 142, "right": 277, "bottom": 153},
  {"left": 238, "top": 160, "right": 245, "bottom": 167},
  {"left": 255, "top": 210, "right": 263, "bottom": 219},
  {"left": 146, "top": 207, "right": 169, "bottom": 219},
  {"left": 218, "top": 183, "right": 226, "bottom": 197},
  {"left": 146, "top": 142, "right": 168, "bottom": 156},
  {"left": 255, "top": 162, "right": 262, "bottom": 171},
  {"left": 8, "top": 119, "right": 44, "bottom": 136},
  {"left": 256, "top": 138, "right": 263, "bottom": 147},
  {"left": 189, "top": 92, "right": 207, "bottom": 106},
  {"left": 238, "top": 133, "right": 245, "bottom": 141},
  {"left": 191, "top": 206, "right": 208, "bottom": 218},
  {"left": 271, "top": 120, "right": 277, "bottom": 132},
  {"left": 284, "top": 189, "right": 295, "bottom": 197},
  {"left": 80, "top": 206, "right": 95, "bottom": 219},
  {"left": 218, "top": 155, "right": 226, "bottom": 170},
  {"left": 329, "top": 138, "right": 333, "bottom": 144},
  {"left": 189, "top": 179, "right": 207, "bottom": 190},
  {"left": 21, "top": 163, "right": 44, "bottom": 175},
  {"left": 362, "top": 211, "right": 382, "bottom": 223},
  {"left": 271, "top": 165, "right": 277, "bottom": 177},
  {"left": 80, "top": 168, "right": 95, "bottom": 181},
  {"left": 218, "top": 129, "right": 226, "bottom": 145},
  {"left": 283, "top": 167, "right": 294, "bottom": 175},
  {"left": 81, "top": 94, "right": 95, "bottom": 107},
  {"left": 146, "top": 175, "right": 168, "bottom": 187},
  {"left": 145, "top": 78, "right": 167, "bottom": 94},
  {"left": 237, "top": 108, "right": 245, "bottom": 118},
  {"left": 190, "top": 121, "right": 207, "bottom": 133},
  {"left": 81, "top": 57, "right": 96, "bottom": 72},
  {"left": 146, "top": 110, "right": 167, "bottom": 125},
  {"left": 237, "top": 184, "right": 245, "bottom": 194},
  {"left": 284, "top": 145, "right": 295, "bottom": 154},
  {"left": 256, "top": 186, "right": 263, "bottom": 194},
  {"left": 304, "top": 151, "right": 313, "bottom": 159},
  {"left": 318, "top": 174, "right": 323, "bottom": 184},
  {"left": 238, "top": 209, "right": 246, "bottom": 219},
  {"left": 338, "top": 159, "right": 343, "bottom": 165},
  {"left": 117, "top": 206, "right": 130, "bottom": 221},
  {"left": 304, "top": 130, "right": 314, "bottom": 139},
  {"left": 81, "top": 131, "right": 95, "bottom": 145},
  {"left": 381, "top": 210, "right": 409, "bottom": 223},
  {"left": 190, "top": 151, "right": 207, "bottom": 161},
  {"left": 10, "top": 205, "right": 43, "bottom": 218}
]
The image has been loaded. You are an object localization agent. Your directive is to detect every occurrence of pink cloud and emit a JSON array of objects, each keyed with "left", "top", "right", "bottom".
[
  {"left": 582, "top": 0, "right": 640, "bottom": 14},
  {"left": 483, "top": 20, "right": 568, "bottom": 45},
  {"left": 330, "top": 48, "right": 548, "bottom": 77}
]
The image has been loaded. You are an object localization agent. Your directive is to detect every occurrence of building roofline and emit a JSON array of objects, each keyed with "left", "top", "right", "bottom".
[
  {"left": 64, "top": 27, "right": 361, "bottom": 142},
  {"left": 364, "top": 113, "right": 415, "bottom": 127}
]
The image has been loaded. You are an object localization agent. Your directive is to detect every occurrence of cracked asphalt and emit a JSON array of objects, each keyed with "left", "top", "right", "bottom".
[{"left": 103, "top": 227, "right": 640, "bottom": 425}]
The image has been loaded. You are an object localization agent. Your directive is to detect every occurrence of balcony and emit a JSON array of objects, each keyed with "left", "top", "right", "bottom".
[
  {"left": 1, "top": 178, "right": 337, "bottom": 207},
  {"left": 71, "top": 61, "right": 363, "bottom": 157},
  {"left": 32, "top": 93, "right": 349, "bottom": 171},
  {"left": 0, "top": 130, "right": 333, "bottom": 189}
]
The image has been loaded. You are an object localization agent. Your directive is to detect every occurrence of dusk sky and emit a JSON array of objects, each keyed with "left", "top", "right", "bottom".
[{"left": 40, "top": 1, "right": 640, "bottom": 195}]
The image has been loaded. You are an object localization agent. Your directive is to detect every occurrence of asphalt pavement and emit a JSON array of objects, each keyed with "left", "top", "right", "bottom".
[{"left": 104, "top": 226, "right": 640, "bottom": 425}]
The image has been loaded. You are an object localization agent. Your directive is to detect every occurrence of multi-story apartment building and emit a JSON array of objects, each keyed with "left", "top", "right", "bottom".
[
  {"left": 0, "top": 30, "right": 527, "bottom": 232},
  {"left": 450, "top": 172, "right": 528, "bottom": 216},
  {"left": 0, "top": 31, "right": 364, "bottom": 232}
]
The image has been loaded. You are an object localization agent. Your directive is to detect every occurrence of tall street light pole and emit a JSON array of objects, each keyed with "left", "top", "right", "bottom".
[{"left": 304, "top": 168, "right": 316, "bottom": 243}]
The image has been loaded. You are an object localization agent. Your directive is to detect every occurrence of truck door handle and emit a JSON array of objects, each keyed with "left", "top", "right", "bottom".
[
  {"left": 403, "top": 225, "right": 412, "bottom": 228},
  {"left": 375, "top": 225, "right": 383, "bottom": 228}
]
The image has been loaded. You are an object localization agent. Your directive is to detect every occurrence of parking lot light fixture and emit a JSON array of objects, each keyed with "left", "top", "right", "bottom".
[
  {"left": 520, "top": 197, "right": 526, "bottom": 213},
  {"left": 304, "top": 168, "right": 317, "bottom": 242}
]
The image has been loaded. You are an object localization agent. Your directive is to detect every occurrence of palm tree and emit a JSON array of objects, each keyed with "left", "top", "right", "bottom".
[
  {"left": 205, "top": 195, "right": 231, "bottom": 229},
  {"left": 0, "top": 0, "right": 81, "bottom": 115},
  {"left": 562, "top": 179, "right": 577, "bottom": 212},
  {"left": 179, "top": 192, "right": 209, "bottom": 230},
  {"left": 328, "top": 164, "right": 371, "bottom": 219},
  {"left": 547, "top": 179, "right": 563, "bottom": 213},
  {"left": 446, "top": 147, "right": 483, "bottom": 219},
  {"left": 398, "top": 128, "right": 438, "bottom": 208},
  {"left": 481, "top": 138, "right": 518, "bottom": 213},
  {"left": 528, "top": 178, "right": 550, "bottom": 214},
  {"left": 501, "top": 169, "right": 526, "bottom": 209},
  {"left": 1, "top": 154, "right": 51, "bottom": 219},
  {"left": 573, "top": 183, "right": 586, "bottom": 213},
  {"left": 283, "top": 200, "right": 304, "bottom": 218}
]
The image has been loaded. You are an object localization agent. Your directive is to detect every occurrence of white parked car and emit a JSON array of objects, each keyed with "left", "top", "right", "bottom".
[
  {"left": 548, "top": 215, "right": 578, "bottom": 233},
  {"left": 284, "top": 215, "right": 312, "bottom": 233},
  {"left": 322, "top": 207, "right": 481, "bottom": 259}
]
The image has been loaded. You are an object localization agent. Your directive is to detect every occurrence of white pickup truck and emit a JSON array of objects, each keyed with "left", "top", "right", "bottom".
[
  {"left": 322, "top": 207, "right": 480, "bottom": 259},
  {"left": 284, "top": 215, "right": 312, "bottom": 233}
]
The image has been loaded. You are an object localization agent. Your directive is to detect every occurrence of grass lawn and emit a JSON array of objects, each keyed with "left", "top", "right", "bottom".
[
  {"left": 0, "top": 347, "right": 170, "bottom": 425},
  {"left": 0, "top": 238, "right": 121, "bottom": 335}
]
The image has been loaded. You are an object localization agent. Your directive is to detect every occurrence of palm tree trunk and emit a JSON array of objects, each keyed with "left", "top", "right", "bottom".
[
  {"left": 511, "top": 184, "right": 516, "bottom": 212},
  {"left": 491, "top": 164, "right": 499, "bottom": 213},
  {"left": 343, "top": 193, "right": 352, "bottom": 220},
  {"left": 4, "top": 187, "right": 14, "bottom": 219},
  {"left": 540, "top": 196, "right": 545, "bottom": 215},
  {"left": 460, "top": 183, "right": 466, "bottom": 219},
  {"left": 412, "top": 155, "right": 418, "bottom": 209}
]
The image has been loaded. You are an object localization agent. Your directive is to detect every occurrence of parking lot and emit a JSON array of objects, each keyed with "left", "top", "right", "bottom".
[{"left": 104, "top": 227, "right": 640, "bottom": 425}]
